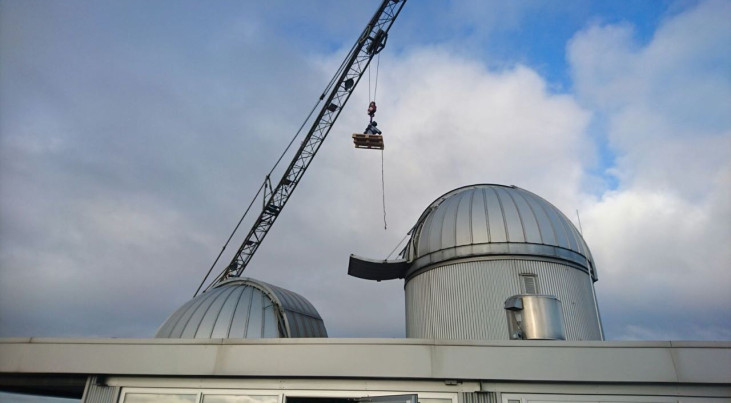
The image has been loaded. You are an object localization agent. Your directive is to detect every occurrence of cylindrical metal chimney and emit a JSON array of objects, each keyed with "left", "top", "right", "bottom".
[{"left": 505, "top": 294, "right": 566, "bottom": 340}]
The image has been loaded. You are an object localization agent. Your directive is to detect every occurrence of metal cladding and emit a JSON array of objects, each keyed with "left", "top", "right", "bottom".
[
  {"left": 405, "top": 184, "right": 596, "bottom": 280},
  {"left": 155, "top": 278, "right": 327, "bottom": 339},
  {"left": 405, "top": 259, "right": 603, "bottom": 340},
  {"left": 402, "top": 184, "right": 604, "bottom": 341}
]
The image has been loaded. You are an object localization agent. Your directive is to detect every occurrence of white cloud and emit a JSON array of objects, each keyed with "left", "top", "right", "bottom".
[
  {"left": 249, "top": 47, "right": 594, "bottom": 337},
  {"left": 1, "top": 0, "right": 728, "bottom": 342},
  {"left": 336, "top": 47, "right": 593, "bottom": 217},
  {"left": 569, "top": 0, "right": 731, "bottom": 339}
]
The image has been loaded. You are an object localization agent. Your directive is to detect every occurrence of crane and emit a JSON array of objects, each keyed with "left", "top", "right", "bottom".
[{"left": 196, "top": 0, "right": 408, "bottom": 296}]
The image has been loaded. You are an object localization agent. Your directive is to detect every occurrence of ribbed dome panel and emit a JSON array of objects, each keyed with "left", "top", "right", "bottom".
[
  {"left": 155, "top": 278, "right": 327, "bottom": 339},
  {"left": 406, "top": 184, "right": 596, "bottom": 279}
]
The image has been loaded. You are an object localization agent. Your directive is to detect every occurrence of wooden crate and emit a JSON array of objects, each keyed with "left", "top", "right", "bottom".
[{"left": 352, "top": 133, "right": 384, "bottom": 150}]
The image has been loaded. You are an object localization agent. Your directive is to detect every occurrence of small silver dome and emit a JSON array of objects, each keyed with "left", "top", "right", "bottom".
[
  {"left": 405, "top": 184, "right": 596, "bottom": 280},
  {"left": 155, "top": 278, "right": 327, "bottom": 339}
]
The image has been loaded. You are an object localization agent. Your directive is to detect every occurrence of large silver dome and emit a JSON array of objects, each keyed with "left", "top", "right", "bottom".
[
  {"left": 405, "top": 184, "right": 596, "bottom": 280},
  {"left": 348, "top": 183, "right": 603, "bottom": 340},
  {"left": 155, "top": 278, "right": 327, "bottom": 339}
]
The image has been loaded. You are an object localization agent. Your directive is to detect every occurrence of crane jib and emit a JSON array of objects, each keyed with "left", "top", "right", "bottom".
[{"left": 199, "top": 0, "right": 408, "bottom": 294}]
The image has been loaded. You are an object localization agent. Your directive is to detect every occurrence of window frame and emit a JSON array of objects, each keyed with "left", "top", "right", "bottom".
[{"left": 119, "top": 387, "right": 457, "bottom": 403}]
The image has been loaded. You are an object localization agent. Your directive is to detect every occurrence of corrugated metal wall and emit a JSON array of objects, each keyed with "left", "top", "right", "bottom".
[
  {"left": 82, "top": 376, "right": 120, "bottom": 403},
  {"left": 405, "top": 259, "right": 602, "bottom": 340},
  {"left": 462, "top": 392, "right": 497, "bottom": 403}
]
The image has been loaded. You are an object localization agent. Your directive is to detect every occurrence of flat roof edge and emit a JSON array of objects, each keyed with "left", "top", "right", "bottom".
[
  {"left": 1, "top": 338, "right": 729, "bottom": 348},
  {"left": 1, "top": 338, "right": 730, "bottom": 384}
]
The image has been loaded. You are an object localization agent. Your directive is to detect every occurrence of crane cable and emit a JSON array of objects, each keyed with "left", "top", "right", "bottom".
[
  {"left": 369, "top": 53, "right": 387, "bottom": 230},
  {"left": 197, "top": 2, "right": 408, "bottom": 295},
  {"left": 195, "top": 62, "right": 350, "bottom": 297},
  {"left": 385, "top": 231, "right": 409, "bottom": 260},
  {"left": 368, "top": 52, "right": 381, "bottom": 102},
  {"left": 381, "top": 149, "right": 387, "bottom": 230},
  {"left": 194, "top": 181, "right": 265, "bottom": 297}
]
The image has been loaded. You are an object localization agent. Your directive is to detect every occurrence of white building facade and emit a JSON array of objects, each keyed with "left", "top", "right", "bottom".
[{"left": 1, "top": 338, "right": 729, "bottom": 402}]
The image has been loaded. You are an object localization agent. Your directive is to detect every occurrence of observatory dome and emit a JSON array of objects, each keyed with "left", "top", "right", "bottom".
[
  {"left": 394, "top": 184, "right": 604, "bottom": 340},
  {"left": 405, "top": 184, "right": 596, "bottom": 280},
  {"left": 155, "top": 278, "right": 327, "bottom": 339}
]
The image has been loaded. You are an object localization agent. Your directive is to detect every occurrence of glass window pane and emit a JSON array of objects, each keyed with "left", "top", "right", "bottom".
[
  {"left": 359, "top": 395, "right": 418, "bottom": 403},
  {"left": 203, "top": 395, "right": 277, "bottom": 403},
  {"left": 124, "top": 393, "right": 197, "bottom": 403}
]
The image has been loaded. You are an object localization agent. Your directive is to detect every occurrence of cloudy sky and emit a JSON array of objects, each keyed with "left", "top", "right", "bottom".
[{"left": 1, "top": 0, "right": 729, "bottom": 347}]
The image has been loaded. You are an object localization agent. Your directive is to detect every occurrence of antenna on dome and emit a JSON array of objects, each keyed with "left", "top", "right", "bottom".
[{"left": 576, "top": 209, "right": 584, "bottom": 235}]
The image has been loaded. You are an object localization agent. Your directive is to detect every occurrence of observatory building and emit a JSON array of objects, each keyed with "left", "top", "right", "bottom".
[
  {"left": 349, "top": 184, "right": 603, "bottom": 341},
  {"left": 1, "top": 184, "right": 729, "bottom": 402},
  {"left": 155, "top": 183, "right": 603, "bottom": 343}
]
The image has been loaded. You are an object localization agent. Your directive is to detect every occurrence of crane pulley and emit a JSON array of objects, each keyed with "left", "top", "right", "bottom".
[{"left": 195, "top": 0, "right": 407, "bottom": 296}]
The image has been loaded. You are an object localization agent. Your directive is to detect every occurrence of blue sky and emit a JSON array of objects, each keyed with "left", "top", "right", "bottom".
[{"left": 1, "top": 0, "right": 729, "bottom": 367}]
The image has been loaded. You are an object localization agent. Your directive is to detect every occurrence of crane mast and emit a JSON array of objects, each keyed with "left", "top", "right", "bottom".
[{"left": 201, "top": 0, "right": 407, "bottom": 294}]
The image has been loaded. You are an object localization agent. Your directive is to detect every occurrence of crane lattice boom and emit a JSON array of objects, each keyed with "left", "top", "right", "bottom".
[{"left": 202, "top": 0, "right": 407, "bottom": 293}]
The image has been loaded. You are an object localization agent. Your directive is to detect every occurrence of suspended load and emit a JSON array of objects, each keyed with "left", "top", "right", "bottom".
[
  {"left": 352, "top": 133, "right": 385, "bottom": 150},
  {"left": 353, "top": 120, "right": 384, "bottom": 149},
  {"left": 353, "top": 101, "right": 385, "bottom": 150}
]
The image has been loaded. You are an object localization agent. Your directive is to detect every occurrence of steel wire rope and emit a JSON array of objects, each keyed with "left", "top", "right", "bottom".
[
  {"left": 386, "top": 231, "right": 410, "bottom": 260},
  {"left": 367, "top": 51, "right": 381, "bottom": 102},
  {"left": 268, "top": 38, "right": 360, "bottom": 179},
  {"left": 193, "top": 181, "right": 265, "bottom": 297},
  {"left": 196, "top": 18, "right": 382, "bottom": 296},
  {"left": 375, "top": 53, "right": 387, "bottom": 230},
  {"left": 373, "top": 52, "right": 380, "bottom": 101},
  {"left": 194, "top": 99, "right": 324, "bottom": 297},
  {"left": 368, "top": 53, "right": 388, "bottom": 230},
  {"left": 381, "top": 149, "right": 387, "bottom": 230},
  {"left": 195, "top": 41, "right": 362, "bottom": 297}
]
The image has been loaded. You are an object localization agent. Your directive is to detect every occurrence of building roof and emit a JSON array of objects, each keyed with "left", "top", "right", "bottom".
[
  {"left": 405, "top": 184, "right": 597, "bottom": 279},
  {"left": 1, "top": 338, "right": 729, "bottom": 383},
  {"left": 155, "top": 278, "right": 327, "bottom": 339}
]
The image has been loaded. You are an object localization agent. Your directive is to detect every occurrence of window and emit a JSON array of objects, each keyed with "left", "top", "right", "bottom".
[
  {"left": 286, "top": 395, "right": 417, "bottom": 403},
  {"left": 502, "top": 393, "right": 678, "bottom": 402},
  {"left": 119, "top": 387, "right": 455, "bottom": 403},
  {"left": 204, "top": 396, "right": 278, "bottom": 403},
  {"left": 123, "top": 393, "right": 198, "bottom": 403},
  {"left": 120, "top": 390, "right": 276, "bottom": 403}
]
